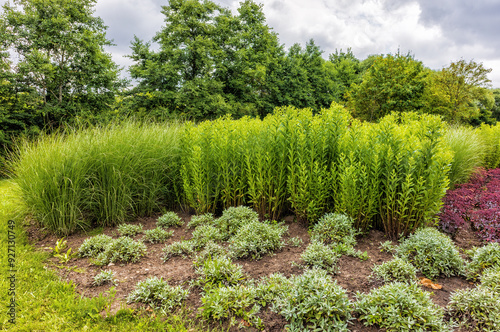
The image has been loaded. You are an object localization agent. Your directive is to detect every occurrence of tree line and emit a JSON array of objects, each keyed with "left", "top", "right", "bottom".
[{"left": 1, "top": 0, "right": 499, "bottom": 153}]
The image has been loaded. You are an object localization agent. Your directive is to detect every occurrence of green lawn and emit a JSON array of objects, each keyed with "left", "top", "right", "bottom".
[{"left": 0, "top": 180, "right": 203, "bottom": 331}]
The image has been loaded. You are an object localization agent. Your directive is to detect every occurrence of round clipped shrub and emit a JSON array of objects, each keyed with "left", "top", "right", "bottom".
[
  {"left": 273, "top": 268, "right": 353, "bottom": 332},
  {"left": 395, "top": 227, "right": 464, "bottom": 279},
  {"left": 355, "top": 282, "right": 449, "bottom": 332},
  {"left": 466, "top": 242, "right": 500, "bottom": 280},
  {"left": 371, "top": 257, "right": 418, "bottom": 283},
  {"left": 448, "top": 287, "right": 500, "bottom": 331},
  {"left": 157, "top": 211, "right": 184, "bottom": 228},
  {"left": 78, "top": 234, "right": 114, "bottom": 258},
  {"left": 215, "top": 206, "right": 259, "bottom": 237},
  {"left": 310, "top": 213, "right": 358, "bottom": 247},
  {"left": 229, "top": 221, "right": 287, "bottom": 259},
  {"left": 127, "top": 276, "right": 189, "bottom": 313}
]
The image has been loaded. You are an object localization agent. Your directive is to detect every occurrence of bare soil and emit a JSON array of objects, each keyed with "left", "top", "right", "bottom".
[{"left": 28, "top": 214, "right": 483, "bottom": 332}]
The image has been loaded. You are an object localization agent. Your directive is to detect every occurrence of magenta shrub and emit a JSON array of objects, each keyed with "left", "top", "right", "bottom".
[{"left": 439, "top": 168, "right": 500, "bottom": 242}]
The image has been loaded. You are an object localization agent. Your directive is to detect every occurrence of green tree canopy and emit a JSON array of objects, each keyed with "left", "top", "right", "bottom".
[
  {"left": 346, "top": 53, "right": 427, "bottom": 121},
  {"left": 423, "top": 59, "right": 494, "bottom": 124},
  {"left": 1, "top": 0, "right": 125, "bottom": 128},
  {"left": 127, "top": 0, "right": 284, "bottom": 120}
]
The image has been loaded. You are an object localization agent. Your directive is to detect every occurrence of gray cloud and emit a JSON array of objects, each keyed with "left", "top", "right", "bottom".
[{"left": 1, "top": 0, "right": 499, "bottom": 86}]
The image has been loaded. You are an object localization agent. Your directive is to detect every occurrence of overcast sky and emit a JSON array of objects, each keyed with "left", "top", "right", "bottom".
[{"left": 4, "top": 0, "right": 500, "bottom": 87}]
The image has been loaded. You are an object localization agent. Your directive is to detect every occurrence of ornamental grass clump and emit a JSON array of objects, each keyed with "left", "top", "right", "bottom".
[
  {"left": 395, "top": 227, "right": 464, "bottom": 279},
  {"left": 10, "top": 121, "right": 183, "bottom": 235},
  {"left": 215, "top": 206, "right": 259, "bottom": 238},
  {"left": 370, "top": 257, "right": 418, "bottom": 283},
  {"left": 355, "top": 282, "right": 450, "bottom": 332},
  {"left": 447, "top": 287, "right": 500, "bottom": 331},
  {"left": 142, "top": 227, "right": 173, "bottom": 244},
  {"left": 117, "top": 223, "right": 143, "bottom": 237},
  {"left": 466, "top": 242, "right": 500, "bottom": 280},
  {"left": 78, "top": 234, "right": 114, "bottom": 258},
  {"left": 272, "top": 268, "right": 353, "bottom": 332},
  {"left": 157, "top": 211, "right": 183, "bottom": 228},
  {"left": 229, "top": 221, "right": 287, "bottom": 259},
  {"left": 127, "top": 276, "right": 189, "bottom": 314},
  {"left": 92, "top": 237, "right": 147, "bottom": 266}
]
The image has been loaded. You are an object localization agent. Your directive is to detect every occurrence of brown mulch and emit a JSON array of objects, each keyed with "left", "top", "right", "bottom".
[{"left": 28, "top": 213, "right": 484, "bottom": 332}]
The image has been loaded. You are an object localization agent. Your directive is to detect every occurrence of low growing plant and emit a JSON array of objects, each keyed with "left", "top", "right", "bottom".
[
  {"left": 215, "top": 206, "right": 259, "bottom": 237},
  {"left": 254, "top": 273, "right": 292, "bottom": 306},
  {"left": 480, "top": 266, "right": 500, "bottom": 293},
  {"left": 157, "top": 212, "right": 184, "bottom": 228},
  {"left": 142, "top": 227, "right": 173, "bottom": 244},
  {"left": 288, "top": 236, "right": 303, "bottom": 247},
  {"left": 190, "top": 225, "right": 225, "bottom": 248},
  {"left": 379, "top": 240, "right": 397, "bottom": 253},
  {"left": 117, "top": 223, "right": 143, "bottom": 237},
  {"left": 193, "top": 242, "right": 230, "bottom": 267},
  {"left": 395, "top": 227, "right": 464, "bottom": 279},
  {"left": 370, "top": 257, "right": 417, "bottom": 283},
  {"left": 355, "top": 282, "right": 450, "bottom": 332},
  {"left": 162, "top": 240, "right": 195, "bottom": 261},
  {"left": 187, "top": 213, "right": 215, "bottom": 229},
  {"left": 93, "top": 270, "right": 117, "bottom": 286},
  {"left": 466, "top": 242, "right": 500, "bottom": 280},
  {"left": 310, "top": 213, "right": 358, "bottom": 247},
  {"left": 92, "top": 237, "right": 147, "bottom": 266},
  {"left": 272, "top": 268, "right": 353, "bottom": 332},
  {"left": 447, "top": 287, "right": 500, "bottom": 331},
  {"left": 200, "top": 284, "right": 262, "bottom": 329},
  {"left": 300, "top": 241, "right": 340, "bottom": 273},
  {"left": 229, "top": 221, "right": 287, "bottom": 259},
  {"left": 127, "top": 276, "right": 189, "bottom": 314},
  {"left": 194, "top": 256, "right": 245, "bottom": 289},
  {"left": 78, "top": 234, "right": 114, "bottom": 258}
]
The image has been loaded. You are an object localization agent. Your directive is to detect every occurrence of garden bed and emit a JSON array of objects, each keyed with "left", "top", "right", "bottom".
[{"left": 28, "top": 212, "right": 484, "bottom": 332}]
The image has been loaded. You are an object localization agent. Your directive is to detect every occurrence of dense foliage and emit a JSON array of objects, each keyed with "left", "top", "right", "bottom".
[{"left": 439, "top": 168, "right": 500, "bottom": 242}]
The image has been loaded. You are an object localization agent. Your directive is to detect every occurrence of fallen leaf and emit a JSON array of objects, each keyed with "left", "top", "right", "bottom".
[{"left": 419, "top": 277, "right": 442, "bottom": 290}]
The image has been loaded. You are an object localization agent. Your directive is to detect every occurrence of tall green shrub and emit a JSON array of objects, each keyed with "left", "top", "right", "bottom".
[{"left": 477, "top": 123, "right": 500, "bottom": 169}]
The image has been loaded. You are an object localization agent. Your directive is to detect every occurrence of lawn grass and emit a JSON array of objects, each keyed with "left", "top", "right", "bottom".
[{"left": 0, "top": 179, "right": 208, "bottom": 331}]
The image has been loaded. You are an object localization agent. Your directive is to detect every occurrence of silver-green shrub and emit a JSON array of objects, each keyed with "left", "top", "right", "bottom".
[
  {"left": 127, "top": 276, "right": 189, "bottom": 313},
  {"left": 272, "top": 268, "right": 353, "bottom": 332},
  {"left": 356, "top": 282, "right": 450, "bottom": 332},
  {"left": 157, "top": 211, "right": 183, "bottom": 228},
  {"left": 229, "top": 221, "right": 287, "bottom": 259},
  {"left": 215, "top": 206, "right": 259, "bottom": 237},
  {"left": 162, "top": 240, "right": 195, "bottom": 261},
  {"left": 78, "top": 234, "right": 114, "bottom": 258},
  {"left": 117, "top": 223, "right": 143, "bottom": 237},
  {"left": 395, "top": 227, "right": 464, "bottom": 279},
  {"left": 92, "top": 236, "right": 147, "bottom": 265},
  {"left": 195, "top": 256, "right": 244, "bottom": 289},
  {"left": 300, "top": 241, "right": 340, "bottom": 273},
  {"left": 92, "top": 270, "right": 117, "bottom": 286},
  {"left": 448, "top": 287, "right": 500, "bottom": 331},
  {"left": 142, "top": 227, "right": 173, "bottom": 244},
  {"left": 370, "top": 257, "right": 417, "bottom": 283},
  {"left": 187, "top": 213, "right": 215, "bottom": 229},
  {"left": 466, "top": 242, "right": 500, "bottom": 280}
]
